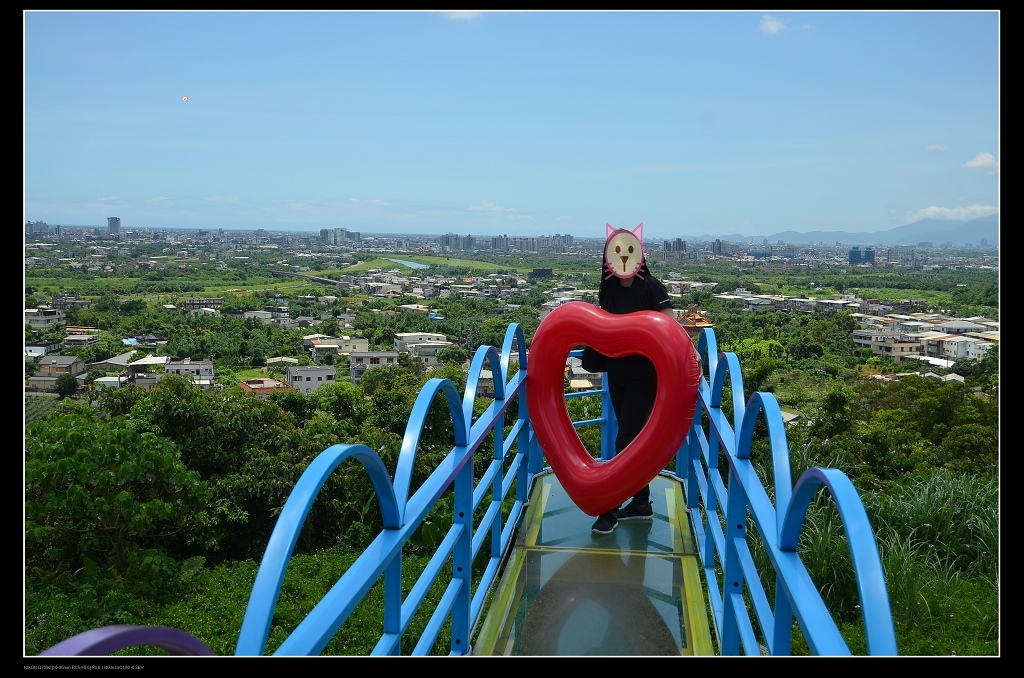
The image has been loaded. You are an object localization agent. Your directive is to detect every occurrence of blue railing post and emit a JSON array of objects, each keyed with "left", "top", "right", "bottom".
[
  {"left": 451, "top": 460, "right": 473, "bottom": 654},
  {"left": 599, "top": 375, "right": 616, "bottom": 460}
]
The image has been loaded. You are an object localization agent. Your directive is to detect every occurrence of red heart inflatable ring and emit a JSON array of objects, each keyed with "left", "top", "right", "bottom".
[{"left": 527, "top": 302, "right": 700, "bottom": 516}]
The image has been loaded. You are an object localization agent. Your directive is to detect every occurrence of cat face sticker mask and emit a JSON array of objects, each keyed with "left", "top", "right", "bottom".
[{"left": 603, "top": 222, "right": 645, "bottom": 280}]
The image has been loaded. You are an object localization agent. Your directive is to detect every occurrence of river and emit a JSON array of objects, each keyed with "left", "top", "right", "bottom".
[{"left": 387, "top": 258, "right": 430, "bottom": 270}]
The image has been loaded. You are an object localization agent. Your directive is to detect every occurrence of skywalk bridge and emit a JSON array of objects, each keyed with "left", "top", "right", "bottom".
[{"left": 41, "top": 321, "right": 898, "bottom": 657}]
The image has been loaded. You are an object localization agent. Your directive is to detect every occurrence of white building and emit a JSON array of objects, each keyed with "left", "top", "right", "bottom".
[
  {"left": 285, "top": 365, "right": 338, "bottom": 394},
  {"left": 350, "top": 351, "right": 400, "bottom": 386},
  {"left": 394, "top": 332, "right": 448, "bottom": 352}
]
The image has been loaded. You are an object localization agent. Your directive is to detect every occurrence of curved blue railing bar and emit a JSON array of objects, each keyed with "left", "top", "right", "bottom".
[
  {"left": 679, "top": 327, "right": 897, "bottom": 655},
  {"left": 240, "top": 323, "right": 532, "bottom": 656},
  {"left": 236, "top": 443, "right": 401, "bottom": 654},
  {"left": 40, "top": 324, "right": 896, "bottom": 656},
  {"left": 780, "top": 468, "right": 898, "bottom": 655}
]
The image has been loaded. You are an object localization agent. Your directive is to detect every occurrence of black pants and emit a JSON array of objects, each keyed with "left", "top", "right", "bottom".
[{"left": 608, "top": 371, "right": 658, "bottom": 506}]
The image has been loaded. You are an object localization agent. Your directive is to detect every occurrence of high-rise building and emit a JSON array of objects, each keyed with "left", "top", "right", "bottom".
[
  {"left": 848, "top": 246, "right": 878, "bottom": 265},
  {"left": 107, "top": 217, "right": 121, "bottom": 238},
  {"left": 663, "top": 238, "right": 686, "bottom": 253},
  {"left": 321, "top": 228, "right": 353, "bottom": 246}
]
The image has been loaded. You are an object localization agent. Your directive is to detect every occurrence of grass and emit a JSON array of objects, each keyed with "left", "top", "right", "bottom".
[
  {"left": 340, "top": 255, "right": 525, "bottom": 275},
  {"left": 25, "top": 542, "right": 462, "bottom": 657},
  {"left": 788, "top": 470, "right": 999, "bottom": 656}
]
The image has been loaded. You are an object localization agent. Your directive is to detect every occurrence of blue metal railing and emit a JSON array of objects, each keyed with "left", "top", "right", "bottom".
[
  {"left": 40, "top": 324, "right": 897, "bottom": 656},
  {"left": 235, "top": 323, "right": 533, "bottom": 656},
  {"left": 680, "top": 329, "right": 897, "bottom": 656}
]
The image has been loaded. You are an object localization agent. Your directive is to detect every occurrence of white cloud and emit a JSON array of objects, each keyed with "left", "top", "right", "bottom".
[
  {"left": 469, "top": 199, "right": 517, "bottom": 213},
  {"left": 149, "top": 196, "right": 173, "bottom": 207},
  {"left": 98, "top": 195, "right": 119, "bottom": 202},
  {"left": 283, "top": 200, "right": 320, "bottom": 214},
  {"left": 907, "top": 204, "right": 998, "bottom": 221},
  {"left": 205, "top": 194, "right": 243, "bottom": 205},
  {"left": 963, "top": 152, "right": 998, "bottom": 174},
  {"left": 436, "top": 11, "right": 484, "bottom": 21},
  {"left": 760, "top": 15, "right": 786, "bottom": 36},
  {"left": 925, "top": 143, "right": 949, "bottom": 152}
]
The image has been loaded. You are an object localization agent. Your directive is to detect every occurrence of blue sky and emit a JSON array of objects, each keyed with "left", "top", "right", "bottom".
[{"left": 24, "top": 10, "right": 999, "bottom": 240}]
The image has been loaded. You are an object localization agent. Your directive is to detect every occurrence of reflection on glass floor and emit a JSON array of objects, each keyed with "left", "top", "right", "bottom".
[{"left": 473, "top": 471, "right": 714, "bottom": 656}]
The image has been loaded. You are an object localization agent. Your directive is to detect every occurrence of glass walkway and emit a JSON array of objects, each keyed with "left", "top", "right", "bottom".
[{"left": 473, "top": 472, "right": 714, "bottom": 656}]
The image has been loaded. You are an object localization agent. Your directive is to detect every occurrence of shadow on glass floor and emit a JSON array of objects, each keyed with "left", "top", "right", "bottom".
[{"left": 473, "top": 471, "right": 713, "bottom": 656}]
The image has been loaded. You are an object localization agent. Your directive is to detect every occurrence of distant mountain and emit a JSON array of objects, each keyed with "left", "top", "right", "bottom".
[{"left": 690, "top": 216, "right": 999, "bottom": 247}]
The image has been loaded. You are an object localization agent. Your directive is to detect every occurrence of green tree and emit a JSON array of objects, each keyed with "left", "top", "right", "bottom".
[
  {"left": 307, "top": 381, "right": 369, "bottom": 438},
  {"left": 808, "top": 383, "right": 852, "bottom": 439},
  {"left": 93, "top": 381, "right": 148, "bottom": 416},
  {"left": 935, "top": 423, "right": 999, "bottom": 476},
  {"left": 53, "top": 372, "right": 80, "bottom": 399},
  {"left": 437, "top": 345, "right": 470, "bottom": 366},
  {"left": 25, "top": 410, "right": 209, "bottom": 591},
  {"left": 123, "top": 376, "right": 314, "bottom": 560}
]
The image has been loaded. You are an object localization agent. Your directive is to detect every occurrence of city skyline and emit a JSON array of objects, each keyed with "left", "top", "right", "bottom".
[{"left": 24, "top": 10, "right": 999, "bottom": 240}]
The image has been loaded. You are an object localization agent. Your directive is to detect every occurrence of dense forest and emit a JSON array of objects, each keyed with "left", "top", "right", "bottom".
[{"left": 24, "top": 252, "right": 999, "bottom": 655}]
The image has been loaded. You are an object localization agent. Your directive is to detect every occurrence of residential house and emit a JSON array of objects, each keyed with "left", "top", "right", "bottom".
[
  {"left": 25, "top": 338, "right": 62, "bottom": 359},
  {"left": 92, "top": 375, "right": 130, "bottom": 389},
  {"left": 133, "top": 334, "right": 168, "bottom": 351},
  {"left": 285, "top": 365, "right": 338, "bottom": 394},
  {"left": 539, "top": 298, "right": 580, "bottom": 321},
  {"left": 303, "top": 333, "right": 335, "bottom": 348},
  {"left": 264, "top": 305, "right": 291, "bottom": 318},
  {"left": 27, "top": 355, "right": 86, "bottom": 392},
  {"left": 35, "top": 354, "right": 85, "bottom": 378},
  {"left": 119, "top": 355, "right": 168, "bottom": 390},
  {"left": 742, "top": 297, "right": 776, "bottom": 313},
  {"left": 875, "top": 334, "right": 926, "bottom": 363},
  {"left": 50, "top": 294, "right": 92, "bottom": 310},
  {"left": 64, "top": 334, "right": 101, "bottom": 349},
  {"left": 165, "top": 358, "right": 216, "bottom": 390},
  {"left": 239, "top": 378, "right": 293, "bottom": 401},
  {"left": 407, "top": 340, "right": 454, "bottom": 369},
  {"left": 188, "top": 307, "right": 221, "bottom": 318},
  {"left": 853, "top": 323, "right": 903, "bottom": 356},
  {"left": 128, "top": 372, "right": 164, "bottom": 390},
  {"left": 394, "top": 332, "right": 448, "bottom": 353},
  {"left": 243, "top": 310, "right": 273, "bottom": 323},
  {"left": 88, "top": 351, "right": 137, "bottom": 373},
  {"left": 25, "top": 308, "right": 65, "bottom": 331},
  {"left": 474, "top": 369, "right": 495, "bottom": 398},
  {"left": 566, "top": 356, "right": 603, "bottom": 391},
  {"left": 931, "top": 319, "right": 988, "bottom": 335},
  {"left": 309, "top": 335, "right": 369, "bottom": 364},
  {"left": 349, "top": 351, "right": 399, "bottom": 386},
  {"left": 399, "top": 303, "right": 432, "bottom": 315},
  {"left": 183, "top": 297, "right": 224, "bottom": 311},
  {"left": 128, "top": 355, "right": 169, "bottom": 377}
]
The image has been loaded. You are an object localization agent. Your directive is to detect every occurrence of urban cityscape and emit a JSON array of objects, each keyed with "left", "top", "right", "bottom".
[{"left": 24, "top": 217, "right": 1000, "bottom": 271}]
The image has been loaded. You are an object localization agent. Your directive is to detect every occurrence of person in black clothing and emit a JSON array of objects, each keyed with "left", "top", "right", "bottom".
[{"left": 591, "top": 223, "right": 676, "bottom": 535}]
